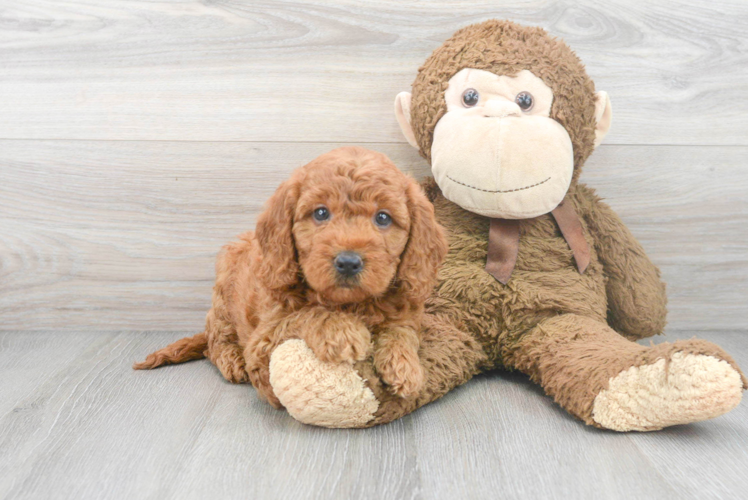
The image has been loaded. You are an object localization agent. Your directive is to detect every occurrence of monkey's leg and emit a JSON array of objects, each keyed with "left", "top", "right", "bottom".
[
  {"left": 505, "top": 314, "right": 746, "bottom": 431},
  {"left": 268, "top": 314, "right": 488, "bottom": 428}
]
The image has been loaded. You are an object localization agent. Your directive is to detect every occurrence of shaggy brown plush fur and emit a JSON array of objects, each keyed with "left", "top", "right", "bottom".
[
  {"left": 331, "top": 20, "right": 746, "bottom": 428},
  {"left": 134, "top": 147, "right": 447, "bottom": 404}
]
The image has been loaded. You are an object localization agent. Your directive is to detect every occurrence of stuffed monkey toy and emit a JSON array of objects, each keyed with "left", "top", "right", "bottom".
[{"left": 267, "top": 20, "right": 746, "bottom": 430}]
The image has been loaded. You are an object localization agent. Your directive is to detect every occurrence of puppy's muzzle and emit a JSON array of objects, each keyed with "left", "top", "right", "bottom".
[{"left": 334, "top": 251, "right": 364, "bottom": 278}]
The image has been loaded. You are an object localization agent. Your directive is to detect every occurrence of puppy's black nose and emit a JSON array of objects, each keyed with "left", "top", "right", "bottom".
[{"left": 334, "top": 251, "right": 364, "bottom": 277}]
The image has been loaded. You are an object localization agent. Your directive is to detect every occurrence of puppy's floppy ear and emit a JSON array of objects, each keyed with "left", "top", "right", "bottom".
[
  {"left": 397, "top": 179, "right": 448, "bottom": 302},
  {"left": 255, "top": 174, "right": 301, "bottom": 291}
]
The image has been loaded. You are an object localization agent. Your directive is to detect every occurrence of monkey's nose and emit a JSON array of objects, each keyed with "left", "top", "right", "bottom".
[
  {"left": 483, "top": 99, "right": 521, "bottom": 118},
  {"left": 334, "top": 251, "right": 364, "bottom": 277}
]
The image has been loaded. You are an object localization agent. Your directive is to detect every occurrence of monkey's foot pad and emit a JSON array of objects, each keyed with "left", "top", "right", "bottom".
[
  {"left": 592, "top": 352, "right": 743, "bottom": 431},
  {"left": 269, "top": 339, "right": 378, "bottom": 428}
]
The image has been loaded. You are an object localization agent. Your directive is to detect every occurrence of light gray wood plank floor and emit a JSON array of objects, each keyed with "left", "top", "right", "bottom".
[{"left": 1, "top": 330, "right": 746, "bottom": 500}]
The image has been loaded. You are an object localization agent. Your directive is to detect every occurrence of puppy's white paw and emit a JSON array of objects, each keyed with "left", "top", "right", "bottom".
[
  {"left": 592, "top": 352, "right": 743, "bottom": 431},
  {"left": 269, "top": 339, "right": 378, "bottom": 428}
]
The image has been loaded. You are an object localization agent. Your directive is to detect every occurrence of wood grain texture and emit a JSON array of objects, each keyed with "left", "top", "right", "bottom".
[
  {"left": 0, "top": 330, "right": 746, "bottom": 500},
  {"left": 1, "top": 0, "right": 747, "bottom": 144},
  {"left": 2, "top": 3, "right": 746, "bottom": 498},
  {"left": 1, "top": 140, "right": 746, "bottom": 331}
]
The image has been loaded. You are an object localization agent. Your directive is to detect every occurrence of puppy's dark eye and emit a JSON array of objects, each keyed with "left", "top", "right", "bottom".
[
  {"left": 312, "top": 206, "right": 330, "bottom": 222},
  {"left": 462, "top": 88, "right": 480, "bottom": 107},
  {"left": 515, "top": 91, "right": 534, "bottom": 111},
  {"left": 374, "top": 211, "right": 392, "bottom": 228}
]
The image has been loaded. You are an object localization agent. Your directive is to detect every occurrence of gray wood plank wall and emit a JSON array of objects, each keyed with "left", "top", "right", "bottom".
[{"left": 1, "top": 0, "right": 747, "bottom": 331}]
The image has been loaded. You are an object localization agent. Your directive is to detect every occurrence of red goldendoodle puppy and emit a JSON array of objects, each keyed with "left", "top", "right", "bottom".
[{"left": 134, "top": 147, "right": 447, "bottom": 407}]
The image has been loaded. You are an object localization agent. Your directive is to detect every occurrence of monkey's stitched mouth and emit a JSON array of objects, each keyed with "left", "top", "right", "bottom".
[{"left": 446, "top": 175, "right": 551, "bottom": 193}]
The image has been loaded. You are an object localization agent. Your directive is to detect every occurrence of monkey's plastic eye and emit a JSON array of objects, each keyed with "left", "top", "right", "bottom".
[
  {"left": 462, "top": 88, "right": 480, "bottom": 107},
  {"left": 515, "top": 92, "right": 534, "bottom": 111},
  {"left": 374, "top": 211, "right": 392, "bottom": 228},
  {"left": 313, "top": 206, "right": 330, "bottom": 222}
]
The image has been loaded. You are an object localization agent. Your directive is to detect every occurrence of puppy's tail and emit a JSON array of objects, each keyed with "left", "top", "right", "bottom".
[{"left": 133, "top": 332, "right": 208, "bottom": 370}]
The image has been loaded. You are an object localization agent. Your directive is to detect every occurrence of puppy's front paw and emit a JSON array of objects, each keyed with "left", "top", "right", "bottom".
[
  {"left": 308, "top": 314, "right": 372, "bottom": 364},
  {"left": 375, "top": 348, "right": 425, "bottom": 399}
]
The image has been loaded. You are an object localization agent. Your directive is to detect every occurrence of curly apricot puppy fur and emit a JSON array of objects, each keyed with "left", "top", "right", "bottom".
[{"left": 134, "top": 147, "right": 447, "bottom": 406}]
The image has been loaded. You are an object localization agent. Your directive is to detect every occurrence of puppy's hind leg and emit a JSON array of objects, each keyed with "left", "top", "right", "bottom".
[
  {"left": 209, "top": 339, "right": 249, "bottom": 384},
  {"left": 204, "top": 309, "right": 249, "bottom": 384}
]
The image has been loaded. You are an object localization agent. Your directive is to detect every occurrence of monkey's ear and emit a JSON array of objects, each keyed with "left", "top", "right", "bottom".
[
  {"left": 593, "top": 91, "right": 612, "bottom": 148},
  {"left": 394, "top": 92, "right": 419, "bottom": 149}
]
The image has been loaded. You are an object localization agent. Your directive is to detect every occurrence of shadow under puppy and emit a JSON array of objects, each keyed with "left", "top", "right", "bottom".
[{"left": 134, "top": 146, "right": 447, "bottom": 408}]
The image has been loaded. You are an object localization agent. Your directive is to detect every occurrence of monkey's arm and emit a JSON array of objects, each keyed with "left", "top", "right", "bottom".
[{"left": 575, "top": 184, "right": 667, "bottom": 340}]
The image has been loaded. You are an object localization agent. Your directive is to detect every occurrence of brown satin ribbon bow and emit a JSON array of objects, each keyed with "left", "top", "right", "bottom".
[{"left": 485, "top": 198, "right": 590, "bottom": 284}]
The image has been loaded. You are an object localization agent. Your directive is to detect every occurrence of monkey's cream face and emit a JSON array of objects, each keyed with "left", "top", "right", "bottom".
[{"left": 430, "top": 69, "right": 574, "bottom": 219}]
